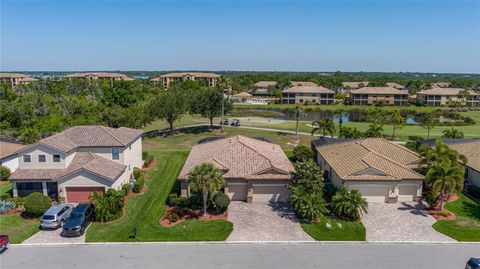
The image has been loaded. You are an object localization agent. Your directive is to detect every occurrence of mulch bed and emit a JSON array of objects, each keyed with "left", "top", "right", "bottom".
[
  {"left": 124, "top": 184, "right": 148, "bottom": 202},
  {"left": 1, "top": 209, "right": 22, "bottom": 216},
  {"left": 427, "top": 193, "right": 459, "bottom": 221},
  {"left": 142, "top": 160, "right": 157, "bottom": 172},
  {"left": 160, "top": 206, "right": 228, "bottom": 227}
]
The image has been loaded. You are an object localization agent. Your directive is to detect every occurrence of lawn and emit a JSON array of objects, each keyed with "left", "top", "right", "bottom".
[
  {"left": 432, "top": 191, "right": 480, "bottom": 242},
  {"left": 0, "top": 215, "right": 39, "bottom": 244},
  {"left": 86, "top": 150, "right": 233, "bottom": 242},
  {"left": 301, "top": 217, "right": 366, "bottom": 241}
]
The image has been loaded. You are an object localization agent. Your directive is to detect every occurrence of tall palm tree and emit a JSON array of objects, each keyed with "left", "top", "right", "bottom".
[
  {"left": 311, "top": 118, "right": 336, "bottom": 137},
  {"left": 425, "top": 160, "right": 464, "bottom": 211},
  {"left": 333, "top": 108, "right": 348, "bottom": 135},
  {"left": 216, "top": 76, "right": 232, "bottom": 92},
  {"left": 293, "top": 106, "right": 306, "bottom": 135},
  {"left": 418, "top": 139, "right": 467, "bottom": 169},
  {"left": 187, "top": 163, "right": 224, "bottom": 216},
  {"left": 332, "top": 187, "right": 368, "bottom": 220},
  {"left": 442, "top": 127, "right": 465, "bottom": 139}
]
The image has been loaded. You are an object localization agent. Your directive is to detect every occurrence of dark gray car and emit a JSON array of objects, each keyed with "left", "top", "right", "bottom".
[{"left": 40, "top": 204, "right": 74, "bottom": 229}]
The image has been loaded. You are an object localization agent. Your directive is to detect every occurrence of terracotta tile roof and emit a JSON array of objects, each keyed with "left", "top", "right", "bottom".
[
  {"left": 291, "top": 81, "right": 318, "bottom": 87},
  {"left": 65, "top": 72, "right": 131, "bottom": 79},
  {"left": 34, "top": 126, "right": 142, "bottom": 153},
  {"left": 283, "top": 86, "right": 334, "bottom": 94},
  {"left": 233, "top": 92, "right": 252, "bottom": 97},
  {"left": 341, "top": 81, "right": 369, "bottom": 88},
  {"left": 178, "top": 135, "right": 294, "bottom": 181},
  {"left": 350, "top": 87, "right": 408, "bottom": 95},
  {"left": 254, "top": 81, "right": 278, "bottom": 87},
  {"left": 385, "top": 82, "right": 405, "bottom": 89},
  {"left": 315, "top": 138, "right": 423, "bottom": 182},
  {"left": 10, "top": 152, "right": 126, "bottom": 182},
  {"left": 0, "top": 73, "right": 30, "bottom": 78},
  {"left": 431, "top": 82, "right": 451, "bottom": 88},
  {"left": 417, "top": 88, "right": 478, "bottom": 96},
  {"left": 159, "top": 72, "right": 220, "bottom": 78},
  {"left": 0, "top": 141, "right": 26, "bottom": 159},
  {"left": 422, "top": 139, "right": 480, "bottom": 173}
]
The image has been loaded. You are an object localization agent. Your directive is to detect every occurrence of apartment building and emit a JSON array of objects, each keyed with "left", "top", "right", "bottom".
[
  {"left": 385, "top": 82, "right": 406, "bottom": 90},
  {"left": 65, "top": 72, "right": 133, "bottom": 87},
  {"left": 282, "top": 86, "right": 335, "bottom": 105},
  {"left": 349, "top": 87, "right": 409, "bottom": 106},
  {"left": 150, "top": 72, "right": 220, "bottom": 88},
  {"left": 290, "top": 81, "right": 318, "bottom": 87},
  {"left": 416, "top": 88, "right": 479, "bottom": 107},
  {"left": 0, "top": 73, "right": 38, "bottom": 87}
]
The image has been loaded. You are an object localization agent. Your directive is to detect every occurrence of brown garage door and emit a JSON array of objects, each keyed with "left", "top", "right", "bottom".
[
  {"left": 66, "top": 187, "right": 105, "bottom": 203},
  {"left": 227, "top": 183, "right": 247, "bottom": 201},
  {"left": 252, "top": 185, "right": 291, "bottom": 203}
]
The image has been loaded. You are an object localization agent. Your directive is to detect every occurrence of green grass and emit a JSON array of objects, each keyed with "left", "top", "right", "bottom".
[
  {"left": 301, "top": 217, "right": 366, "bottom": 241},
  {"left": 86, "top": 150, "right": 233, "bottom": 242},
  {"left": 0, "top": 215, "right": 39, "bottom": 244},
  {"left": 432, "top": 191, "right": 480, "bottom": 242}
]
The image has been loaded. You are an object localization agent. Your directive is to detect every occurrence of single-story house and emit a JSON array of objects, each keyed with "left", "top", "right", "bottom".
[
  {"left": 178, "top": 135, "right": 294, "bottom": 203},
  {"left": 0, "top": 139, "right": 26, "bottom": 173},
  {"left": 313, "top": 138, "right": 424, "bottom": 203}
]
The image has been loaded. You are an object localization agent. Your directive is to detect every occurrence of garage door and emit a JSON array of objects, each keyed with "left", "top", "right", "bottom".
[
  {"left": 350, "top": 185, "right": 389, "bottom": 203},
  {"left": 66, "top": 187, "right": 105, "bottom": 203},
  {"left": 252, "top": 184, "right": 291, "bottom": 203},
  {"left": 227, "top": 183, "right": 247, "bottom": 201},
  {"left": 398, "top": 185, "right": 418, "bottom": 202}
]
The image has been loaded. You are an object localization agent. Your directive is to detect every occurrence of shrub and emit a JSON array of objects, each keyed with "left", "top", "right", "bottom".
[
  {"left": 188, "top": 193, "right": 204, "bottom": 210},
  {"left": 133, "top": 175, "right": 145, "bottom": 193},
  {"left": 436, "top": 211, "right": 451, "bottom": 217},
  {"left": 167, "top": 212, "right": 180, "bottom": 224},
  {"left": 142, "top": 151, "right": 149, "bottom": 160},
  {"left": 121, "top": 184, "right": 130, "bottom": 197},
  {"left": 90, "top": 189, "right": 124, "bottom": 222},
  {"left": 425, "top": 192, "right": 439, "bottom": 208},
  {"left": 133, "top": 167, "right": 143, "bottom": 180},
  {"left": 168, "top": 194, "right": 181, "bottom": 206},
  {"left": 1, "top": 193, "right": 11, "bottom": 201},
  {"left": 292, "top": 145, "right": 313, "bottom": 162},
  {"left": 331, "top": 187, "right": 368, "bottom": 220},
  {"left": 143, "top": 155, "right": 154, "bottom": 168},
  {"left": 467, "top": 185, "right": 480, "bottom": 199},
  {"left": 0, "top": 200, "right": 16, "bottom": 214},
  {"left": 213, "top": 192, "right": 230, "bottom": 212},
  {"left": 24, "top": 192, "right": 51, "bottom": 216},
  {"left": 0, "top": 166, "right": 11, "bottom": 181},
  {"left": 12, "top": 197, "right": 25, "bottom": 210}
]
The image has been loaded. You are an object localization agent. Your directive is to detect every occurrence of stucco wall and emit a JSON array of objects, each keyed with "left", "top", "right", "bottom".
[
  {"left": 17, "top": 144, "right": 69, "bottom": 169},
  {"left": 77, "top": 146, "right": 124, "bottom": 164},
  {"left": 56, "top": 169, "right": 129, "bottom": 198},
  {"left": 122, "top": 137, "right": 143, "bottom": 176},
  {"left": 0, "top": 155, "right": 19, "bottom": 172},
  {"left": 466, "top": 167, "right": 480, "bottom": 188}
]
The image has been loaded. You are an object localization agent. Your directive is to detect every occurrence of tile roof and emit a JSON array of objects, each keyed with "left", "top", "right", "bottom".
[
  {"left": 178, "top": 135, "right": 294, "bottom": 181},
  {"left": 350, "top": 87, "right": 408, "bottom": 95},
  {"left": 385, "top": 82, "right": 405, "bottom": 89},
  {"left": 233, "top": 92, "right": 253, "bottom": 97},
  {"left": 159, "top": 72, "right": 220, "bottom": 78},
  {"left": 431, "top": 82, "right": 451, "bottom": 88},
  {"left": 341, "top": 81, "right": 369, "bottom": 88},
  {"left": 35, "top": 126, "right": 142, "bottom": 153},
  {"left": 417, "top": 88, "right": 478, "bottom": 96},
  {"left": 315, "top": 138, "right": 423, "bottom": 182},
  {"left": 10, "top": 152, "right": 126, "bottom": 182},
  {"left": 254, "top": 81, "right": 278, "bottom": 87},
  {"left": 283, "top": 86, "right": 334, "bottom": 94},
  {"left": 0, "top": 73, "right": 30, "bottom": 78},
  {"left": 0, "top": 141, "right": 26, "bottom": 159},
  {"left": 291, "top": 81, "right": 318, "bottom": 87},
  {"left": 65, "top": 72, "right": 130, "bottom": 79},
  {"left": 420, "top": 139, "right": 480, "bottom": 172}
]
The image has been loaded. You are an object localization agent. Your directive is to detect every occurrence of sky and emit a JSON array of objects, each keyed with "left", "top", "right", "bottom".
[{"left": 1, "top": 0, "right": 479, "bottom": 73}]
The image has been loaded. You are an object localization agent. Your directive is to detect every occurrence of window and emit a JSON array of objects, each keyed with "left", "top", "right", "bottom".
[
  {"left": 38, "top": 155, "right": 46, "bottom": 163},
  {"left": 23, "top": 155, "right": 31, "bottom": 163},
  {"left": 53, "top": 155, "right": 61, "bottom": 163},
  {"left": 112, "top": 148, "right": 120, "bottom": 160}
]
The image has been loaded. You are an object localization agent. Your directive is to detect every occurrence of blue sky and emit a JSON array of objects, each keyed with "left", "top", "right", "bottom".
[{"left": 1, "top": 0, "right": 479, "bottom": 73}]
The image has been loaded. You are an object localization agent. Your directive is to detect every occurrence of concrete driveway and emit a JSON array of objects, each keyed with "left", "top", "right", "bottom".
[
  {"left": 361, "top": 201, "right": 455, "bottom": 242},
  {"left": 22, "top": 227, "right": 86, "bottom": 244},
  {"left": 227, "top": 201, "right": 314, "bottom": 241}
]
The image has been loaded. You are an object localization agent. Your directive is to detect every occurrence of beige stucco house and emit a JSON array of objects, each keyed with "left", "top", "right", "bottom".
[
  {"left": 9, "top": 126, "right": 142, "bottom": 203},
  {"left": 416, "top": 88, "right": 479, "bottom": 107},
  {"left": 349, "top": 87, "right": 409, "bottom": 106},
  {"left": 281, "top": 86, "right": 335, "bottom": 105},
  {"left": 0, "top": 73, "right": 38, "bottom": 87},
  {"left": 314, "top": 138, "right": 424, "bottom": 203},
  {"left": 290, "top": 81, "right": 318, "bottom": 87},
  {"left": 178, "top": 135, "right": 294, "bottom": 203},
  {"left": 150, "top": 72, "right": 220, "bottom": 88},
  {"left": 65, "top": 72, "right": 134, "bottom": 87}
]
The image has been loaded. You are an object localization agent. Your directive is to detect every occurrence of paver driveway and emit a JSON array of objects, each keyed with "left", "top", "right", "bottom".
[
  {"left": 22, "top": 227, "right": 86, "bottom": 244},
  {"left": 361, "top": 201, "right": 455, "bottom": 242},
  {"left": 226, "top": 201, "right": 314, "bottom": 241}
]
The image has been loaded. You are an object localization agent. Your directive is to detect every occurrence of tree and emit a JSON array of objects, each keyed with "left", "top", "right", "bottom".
[
  {"left": 24, "top": 192, "right": 51, "bottom": 216},
  {"left": 333, "top": 108, "right": 348, "bottom": 134},
  {"left": 187, "top": 163, "right": 224, "bottom": 216},
  {"left": 418, "top": 139, "right": 467, "bottom": 170},
  {"left": 442, "top": 127, "right": 464, "bottom": 139},
  {"left": 292, "top": 145, "right": 313, "bottom": 162},
  {"left": 339, "top": 126, "right": 363, "bottom": 138},
  {"left": 90, "top": 189, "right": 125, "bottom": 222},
  {"left": 425, "top": 160, "right": 464, "bottom": 211},
  {"left": 311, "top": 118, "right": 336, "bottom": 137},
  {"left": 331, "top": 187, "right": 368, "bottom": 220},
  {"left": 389, "top": 110, "right": 405, "bottom": 140},
  {"left": 191, "top": 87, "right": 232, "bottom": 127},
  {"left": 421, "top": 111, "right": 436, "bottom": 139},
  {"left": 0, "top": 166, "right": 11, "bottom": 181},
  {"left": 216, "top": 76, "right": 233, "bottom": 92},
  {"left": 365, "top": 108, "right": 387, "bottom": 138},
  {"left": 150, "top": 88, "right": 188, "bottom": 130},
  {"left": 293, "top": 106, "right": 306, "bottom": 135}
]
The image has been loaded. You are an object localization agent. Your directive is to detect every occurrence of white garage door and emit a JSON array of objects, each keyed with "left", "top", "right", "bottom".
[
  {"left": 398, "top": 184, "right": 418, "bottom": 202},
  {"left": 252, "top": 184, "right": 291, "bottom": 203},
  {"left": 227, "top": 183, "right": 247, "bottom": 201},
  {"left": 350, "top": 185, "right": 389, "bottom": 203}
]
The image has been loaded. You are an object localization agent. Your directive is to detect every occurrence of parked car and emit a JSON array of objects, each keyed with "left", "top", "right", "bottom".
[
  {"left": 230, "top": 119, "right": 240, "bottom": 126},
  {"left": 220, "top": 118, "right": 229, "bottom": 125},
  {"left": 0, "top": 235, "right": 9, "bottom": 253},
  {"left": 62, "top": 203, "right": 94, "bottom": 237},
  {"left": 40, "top": 204, "right": 74, "bottom": 229},
  {"left": 466, "top": 257, "right": 480, "bottom": 269}
]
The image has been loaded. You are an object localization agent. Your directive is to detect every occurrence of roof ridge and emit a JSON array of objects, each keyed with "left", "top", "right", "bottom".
[
  {"left": 358, "top": 152, "right": 399, "bottom": 180},
  {"left": 236, "top": 137, "right": 284, "bottom": 171},
  {"left": 366, "top": 151, "right": 423, "bottom": 178},
  {"left": 99, "top": 126, "right": 125, "bottom": 145}
]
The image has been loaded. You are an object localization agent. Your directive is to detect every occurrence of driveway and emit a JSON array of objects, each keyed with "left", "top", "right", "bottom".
[
  {"left": 226, "top": 201, "right": 314, "bottom": 241},
  {"left": 361, "top": 201, "right": 455, "bottom": 242},
  {"left": 22, "top": 228, "right": 86, "bottom": 244}
]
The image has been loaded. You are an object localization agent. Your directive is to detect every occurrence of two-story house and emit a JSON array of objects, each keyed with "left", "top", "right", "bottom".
[{"left": 9, "top": 126, "right": 142, "bottom": 203}]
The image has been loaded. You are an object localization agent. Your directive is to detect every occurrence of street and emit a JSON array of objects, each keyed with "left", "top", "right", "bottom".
[{"left": 1, "top": 243, "right": 479, "bottom": 269}]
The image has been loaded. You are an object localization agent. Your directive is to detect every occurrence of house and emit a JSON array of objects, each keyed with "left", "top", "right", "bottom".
[
  {"left": 313, "top": 138, "right": 424, "bottom": 203},
  {"left": 385, "top": 82, "right": 406, "bottom": 90},
  {"left": 431, "top": 82, "right": 451, "bottom": 88},
  {"left": 281, "top": 86, "right": 335, "bottom": 105},
  {"left": 290, "top": 81, "right": 318, "bottom": 87},
  {"left": 416, "top": 88, "right": 479, "bottom": 107},
  {"left": 0, "top": 73, "right": 38, "bottom": 87},
  {"left": 0, "top": 140, "right": 26, "bottom": 173},
  {"left": 150, "top": 72, "right": 220, "bottom": 88},
  {"left": 9, "top": 126, "right": 142, "bottom": 203},
  {"left": 349, "top": 87, "right": 409, "bottom": 106},
  {"left": 65, "top": 72, "right": 134, "bottom": 87},
  {"left": 341, "top": 81, "right": 369, "bottom": 90},
  {"left": 232, "top": 92, "right": 253, "bottom": 103},
  {"left": 254, "top": 81, "right": 278, "bottom": 88},
  {"left": 420, "top": 139, "right": 480, "bottom": 188},
  {"left": 178, "top": 135, "right": 294, "bottom": 203}
]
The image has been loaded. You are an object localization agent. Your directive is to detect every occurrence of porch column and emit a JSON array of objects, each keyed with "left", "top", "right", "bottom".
[
  {"left": 42, "top": 181, "right": 48, "bottom": 196},
  {"left": 12, "top": 181, "right": 18, "bottom": 197}
]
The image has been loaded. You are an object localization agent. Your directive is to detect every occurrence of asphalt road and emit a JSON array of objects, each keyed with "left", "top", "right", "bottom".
[{"left": 1, "top": 243, "right": 479, "bottom": 269}]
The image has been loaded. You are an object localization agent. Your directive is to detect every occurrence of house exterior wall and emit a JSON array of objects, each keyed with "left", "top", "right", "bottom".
[
  {"left": 56, "top": 170, "right": 128, "bottom": 198},
  {"left": 281, "top": 92, "right": 334, "bottom": 105},
  {"left": 350, "top": 93, "right": 408, "bottom": 106},
  {"left": 77, "top": 146, "right": 125, "bottom": 164},
  {"left": 18, "top": 144, "right": 69, "bottom": 169},
  {"left": 466, "top": 167, "right": 480, "bottom": 188},
  {"left": 0, "top": 155, "right": 19, "bottom": 173},
  {"left": 122, "top": 137, "right": 143, "bottom": 176},
  {"left": 417, "top": 94, "right": 480, "bottom": 107}
]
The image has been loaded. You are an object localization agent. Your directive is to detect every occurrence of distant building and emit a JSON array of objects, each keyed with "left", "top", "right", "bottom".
[
  {"left": 416, "top": 88, "right": 479, "bottom": 107},
  {"left": 254, "top": 81, "right": 278, "bottom": 88},
  {"left": 430, "top": 82, "right": 451, "bottom": 88},
  {"left": 282, "top": 86, "right": 335, "bottom": 105},
  {"left": 290, "top": 81, "right": 317, "bottom": 87},
  {"left": 341, "top": 81, "right": 369, "bottom": 90},
  {"left": 150, "top": 72, "right": 220, "bottom": 88},
  {"left": 65, "top": 72, "right": 133, "bottom": 87},
  {"left": 0, "top": 73, "right": 38, "bottom": 87},
  {"left": 349, "top": 87, "right": 408, "bottom": 106},
  {"left": 385, "top": 82, "right": 406, "bottom": 90}
]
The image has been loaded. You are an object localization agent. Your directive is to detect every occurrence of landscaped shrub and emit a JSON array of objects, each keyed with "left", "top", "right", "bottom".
[
  {"left": 12, "top": 197, "right": 25, "bottom": 210},
  {"left": 142, "top": 151, "right": 149, "bottom": 161},
  {"left": 133, "top": 167, "right": 143, "bottom": 180},
  {"left": 292, "top": 145, "right": 313, "bottom": 162},
  {"left": 121, "top": 184, "right": 130, "bottom": 196},
  {"left": 425, "top": 192, "right": 439, "bottom": 208},
  {"left": 90, "top": 189, "right": 125, "bottom": 222},
  {"left": 1, "top": 193, "right": 11, "bottom": 201},
  {"left": 0, "top": 200, "right": 16, "bottom": 214},
  {"left": 143, "top": 155, "right": 154, "bottom": 168},
  {"left": 213, "top": 192, "right": 230, "bottom": 212},
  {"left": 0, "top": 165, "right": 11, "bottom": 181},
  {"left": 467, "top": 185, "right": 480, "bottom": 199},
  {"left": 188, "top": 193, "right": 204, "bottom": 210},
  {"left": 133, "top": 175, "right": 145, "bottom": 193},
  {"left": 331, "top": 187, "right": 368, "bottom": 220},
  {"left": 436, "top": 211, "right": 451, "bottom": 217},
  {"left": 24, "top": 192, "right": 51, "bottom": 216}
]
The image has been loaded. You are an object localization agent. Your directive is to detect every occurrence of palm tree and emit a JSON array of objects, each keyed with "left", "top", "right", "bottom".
[
  {"left": 442, "top": 127, "right": 464, "bottom": 139},
  {"left": 89, "top": 189, "right": 124, "bottom": 222},
  {"left": 187, "top": 163, "right": 224, "bottom": 216},
  {"left": 311, "top": 118, "right": 336, "bottom": 137},
  {"left": 216, "top": 76, "right": 232, "bottom": 92},
  {"left": 293, "top": 106, "right": 306, "bottom": 135},
  {"left": 425, "top": 160, "right": 464, "bottom": 211},
  {"left": 289, "top": 186, "right": 328, "bottom": 220},
  {"left": 421, "top": 111, "right": 436, "bottom": 139},
  {"left": 333, "top": 109, "right": 348, "bottom": 135},
  {"left": 418, "top": 139, "right": 468, "bottom": 169},
  {"left": 389, "top": 110, "right": 405, "bottom": 140},
  {"left": 332, "top": 187, "right": 368, "bottom": 220}
]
